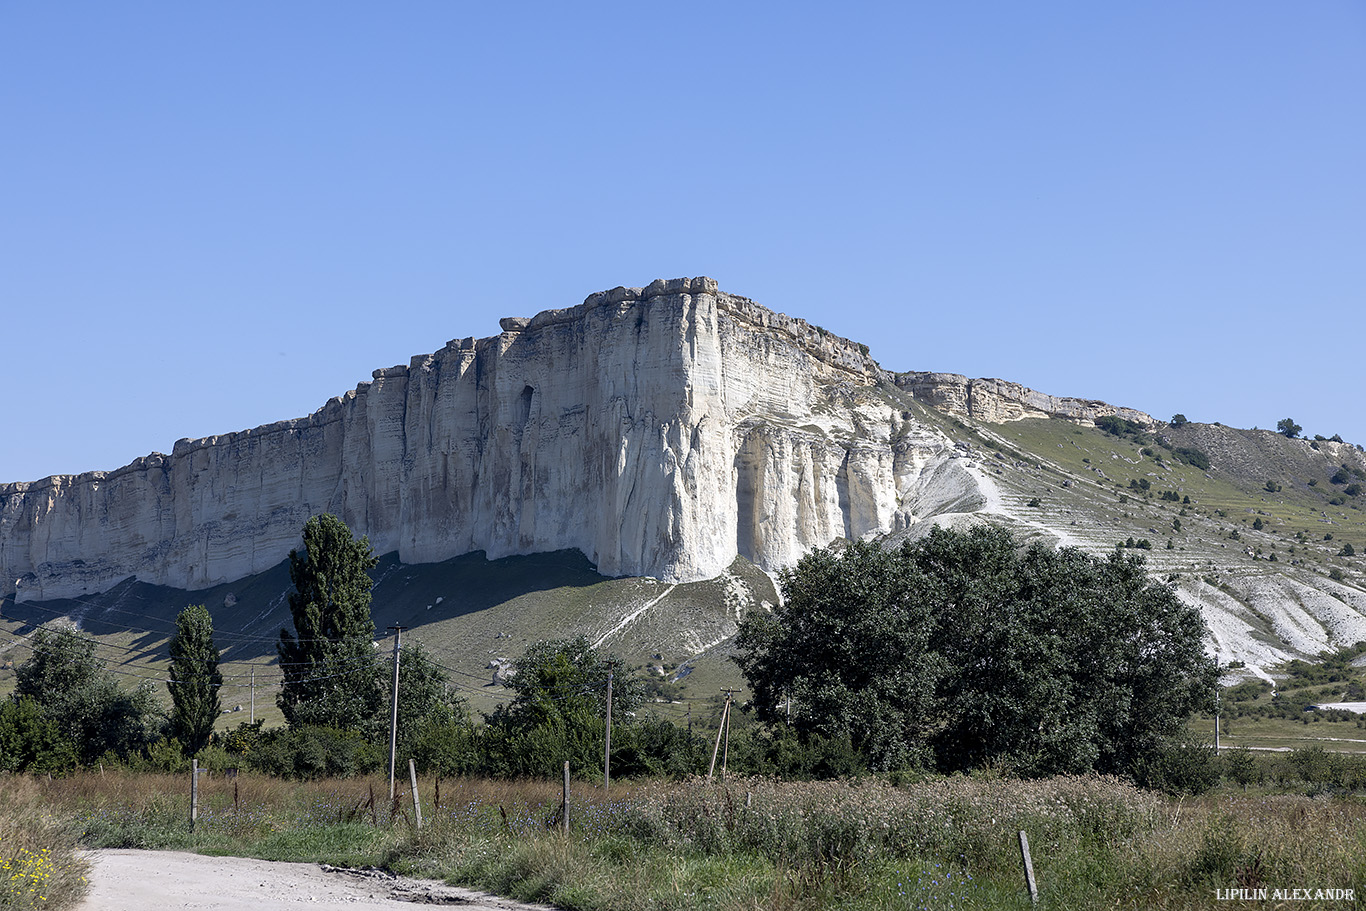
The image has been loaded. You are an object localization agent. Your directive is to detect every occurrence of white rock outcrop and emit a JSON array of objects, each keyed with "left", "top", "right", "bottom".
[
  {"left": 1, "top": 278, "right": 979, "bottom": 601},
  {"left": 894, "top": 372, "right": 1157, "bottom": 427}
]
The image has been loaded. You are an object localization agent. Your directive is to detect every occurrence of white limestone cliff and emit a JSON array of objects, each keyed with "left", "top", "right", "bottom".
[{"left": 1, "top": 278, "right": 980, "bottom": 602}]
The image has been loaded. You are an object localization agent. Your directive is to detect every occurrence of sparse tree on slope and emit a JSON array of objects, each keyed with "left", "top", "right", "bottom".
[
  {"left": 1278, "top": 418, "right": 1302, "bottom": 439},
  {"left": 277, "top": 514, "right": 383, "bottom": 731},
  {"left": 168, "top": 603, "right": 222, "bottom": 753}
]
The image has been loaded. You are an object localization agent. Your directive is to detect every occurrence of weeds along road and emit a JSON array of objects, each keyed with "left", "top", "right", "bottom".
[{"left": 77, "top": 849, "right": 554, "bottom": 911}]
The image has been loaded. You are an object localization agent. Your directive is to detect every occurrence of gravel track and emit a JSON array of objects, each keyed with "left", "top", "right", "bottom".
[{"left": 76, "top": 849, "right": 554, "bottom": 911}]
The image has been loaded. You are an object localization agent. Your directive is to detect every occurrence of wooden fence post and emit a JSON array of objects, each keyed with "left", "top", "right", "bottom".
[
  {"left": 408, "top": 759, "right": 423, "bottom": 830},
  {"left": 562, "top": 761, "right": 570, "bottom": 835},
  {"left": 1018, "top": 830, "right": 1038, "bottom": 904}
]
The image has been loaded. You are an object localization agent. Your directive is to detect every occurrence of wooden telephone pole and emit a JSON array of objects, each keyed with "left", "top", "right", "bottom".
[{"left": 387, "top": 626, "right": 404, "bottom": 799}]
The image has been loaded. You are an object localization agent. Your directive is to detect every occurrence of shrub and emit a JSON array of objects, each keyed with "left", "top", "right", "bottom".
[
  {"left": 249, "top": 725, "right": 385, "bottom": 779},
  {"left": 1341, "top": 544, "right": 1356, "bottom": 557},
  {"left": 0, "top": 697, "right": 78, "bottom": 775},
  {"left": 1174, "top": 447, "right": 1211, "bottom": 471},
  {"left": 1132, "top": 736, "right": 1219, "bottom": 795}
]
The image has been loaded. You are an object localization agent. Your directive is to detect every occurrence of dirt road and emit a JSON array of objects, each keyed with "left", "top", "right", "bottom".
[{"left": 76, "top": 849, "right": 554, "bottom": 911}]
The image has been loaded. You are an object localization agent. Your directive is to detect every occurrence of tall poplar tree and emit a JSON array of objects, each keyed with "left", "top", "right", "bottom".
[
  {"left": 167, "top": 603, "right": 222, "bottom": 753},
  {"left": 277, "top": 513, "right": 383, "bottom": 730}
]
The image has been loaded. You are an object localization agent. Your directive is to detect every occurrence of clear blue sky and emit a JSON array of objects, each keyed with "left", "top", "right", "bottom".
[{"left": 3, "top": 2, "right": 1363, "bottom": 484}]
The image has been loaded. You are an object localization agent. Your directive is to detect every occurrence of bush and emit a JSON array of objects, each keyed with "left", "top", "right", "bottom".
[
  {"left": 1222, "top": 746, "right": 1260, "bottom": 790},
  {"left": 1174, "top": 447, "right": 1211, "bottom": 471},
  {"left": 249, "top": 725, "right": 385, "bottom": 779},
  {"left": 0, "top": 697, "right": 78, "bottom": 775},
  {"left": 1133, "top": 736, "right": 1219, "bottom": 795},
  {"left": 410, "top": 719, "right": 480, "bottom": 778}
]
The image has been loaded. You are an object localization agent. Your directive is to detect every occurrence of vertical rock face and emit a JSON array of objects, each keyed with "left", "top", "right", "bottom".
[{"left": 1, "top": 278, "right": 980, "bottom": 601}]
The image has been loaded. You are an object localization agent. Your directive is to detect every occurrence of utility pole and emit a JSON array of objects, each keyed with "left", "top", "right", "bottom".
[
  {"left": 707, "top": 690, "right": 733, "bottom": 782},
  {"left": 721, "top": 689, "right": 732, "bottom": 781},
  {"left": 1214, "top": 662, "right": 1221, "bottom": 755},
  {"left": 603, "top": 671, "right": 613, "bottom": 792},
  {"left": 387, "top": 626, "right": 404, "bottom": 799},
  {"left": 250, "top": 666, "right": 255, "bottom": 724}
]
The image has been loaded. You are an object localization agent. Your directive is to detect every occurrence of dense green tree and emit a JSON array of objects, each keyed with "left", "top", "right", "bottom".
[
  {"left": 1170, "top": 414, "right": 1188, "bottom": 426},
  {"left": 483, "top": 636, "right": 643, "bottom": 778},
  {"left": 392, "top": 641, "right": 466, "bottom": 757},
  {"left": 495, "top": 636, "right": 641, "bottom": 731},
  {"left": 0, "top": 697, "right": 78, "bottom": 774},
  {"left": 736, "top": 539, "right": 943, "bottom": 770},
  {"left": 735, "top": 525, "right": 1217, "bottom": 778},
  {"left": 15, "top": 627, "right": 159, "bottom": 763},
  {"left": 277, "top": 514, "right": 383, "bottom": 730},
  {"left": 167, "top": 604, "right": 222, "bottom": 753},
  {"left": 1277, "top": 418, "right": 1302, "bottom": 439}
]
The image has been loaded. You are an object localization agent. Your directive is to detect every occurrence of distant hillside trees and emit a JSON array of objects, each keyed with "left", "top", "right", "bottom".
[
  {"left": 735, "top": 526, "right": 1216, "bottom": 779},
  {"left": 1278, "top": 418, "right": 1303, "bottom": 439},
  {"left": 1096, "top": 415, "right": 1145, "bottom": 437},
  {"left": 1173, "top": 447, "right": 1211, "bottom": 471},
  {"left": 1170, "top": 414, "right": 1188, "bottom": 426}
]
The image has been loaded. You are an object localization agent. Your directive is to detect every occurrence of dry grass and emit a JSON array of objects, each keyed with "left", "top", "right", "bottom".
[
  {"left": 30, "top": 768, "right": 1366, "bottom": 910},
  {"left": 0, "top": 777, "right": 87, "bottom": 910}
]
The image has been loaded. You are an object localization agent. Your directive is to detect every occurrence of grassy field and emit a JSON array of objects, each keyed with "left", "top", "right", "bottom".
[
  {"left": 0, "top": 546, "right": 770, "bottom": 727},
  {"left": 17, "top": 767, "right": 1366, "bottom": 911},
  {"left": 989, "top": 418, "right": 1365, "bottom": 575}
]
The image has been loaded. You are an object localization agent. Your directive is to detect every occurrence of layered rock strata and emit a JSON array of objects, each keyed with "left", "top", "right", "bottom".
[
  {"left": 1, "top": 278, "right": 977, "bottom": 601},
  {"left": 895, "top": 372, "right": 1156, "bottom": 427}
]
